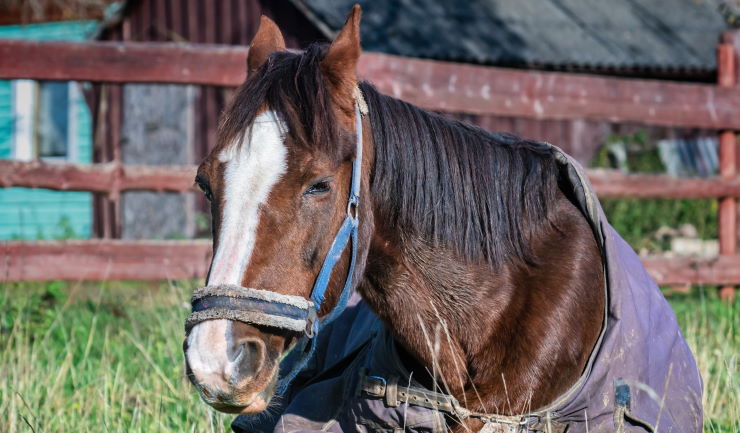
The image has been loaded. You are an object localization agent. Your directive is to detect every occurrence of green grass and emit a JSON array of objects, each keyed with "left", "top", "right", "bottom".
[
  {"left": 0, "top": 281, "right": 232, "bottom": 433},
  {"left": 0, "top": 282, "right": 737, "bottom": 432},
  {"left": 667, "top": 289, "right": 738, "bottom": 433}
]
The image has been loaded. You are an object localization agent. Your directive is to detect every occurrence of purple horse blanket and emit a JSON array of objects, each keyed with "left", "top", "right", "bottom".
[{"left": 233, "top": 149, "right": 702, "bottom": 433}]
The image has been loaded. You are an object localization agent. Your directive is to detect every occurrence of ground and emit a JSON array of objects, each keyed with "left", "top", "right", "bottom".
[{"left": 0, "top": 281, "right": 737, "bottom": 432}]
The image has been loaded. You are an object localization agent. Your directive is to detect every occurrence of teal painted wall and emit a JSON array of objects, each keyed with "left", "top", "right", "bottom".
[{"left": 0, "top": 21, "right": 97, "bottom": 240}]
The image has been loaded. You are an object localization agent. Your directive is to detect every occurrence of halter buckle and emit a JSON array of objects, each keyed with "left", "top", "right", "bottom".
[
  {"left": 347, "top": 194, "right": 359, "bottom": 220},
  {"left": 305, "top": 308, "right": 318, "bottom": 338}
]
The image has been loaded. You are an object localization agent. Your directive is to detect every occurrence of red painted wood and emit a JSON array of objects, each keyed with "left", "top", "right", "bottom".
[
  {"left": 718, "top": 42, "right": 738, "bottom": 301},
  {"left": 109, "top": 84, "right": 123, "bottom": 238},
  {"left": 587, "top": 169, "right": 740, "bottom": 199},
  {"left": 719, "top": 131, "right": 737, "bottom": 256},
  {"left": 221, "top": 0, "right": 233, "bottom": 44},
  {"left": 170, "top": 0, "right": 183, "bottom": 42},
  {"left": 642, "top": 255, "right": 740, "bottom": 286},
  {"left": 3, "top": 239, "right": 739, "bottom": 284},
  {"left": 721, "top": 30, "right": 740, "bottom": 84},
  {"left": 718, "top": 44, "right": 736, "bottom": 88},
  {"left": 0, "top": 160, "right": 196, "bottom": 193},
  {"left": 156, "top": 0, "right": 167, "bottom": 42},
  {"left": 2, "top": 39, "right": 740, "bottom": 287},
  {"left": 0, "top": 40, "right": 248, "bottom": 86},
  {"left": 203, "top": 0, "right": 216, "bottom": 44},
  {"left": 3, "top": 40, "right": 740, "bottom": 129},
  {"left": 5, "top": 160, "right": 740, "bottom": 199},
  {"left": 0, "top": 240, "right": 211, "bottom": 281},
  {"left": 187, "top": 0, "right": 200, "bottom": 43},
  {"left": 357, "top": 53, "right": 740, "bottom": 130}
]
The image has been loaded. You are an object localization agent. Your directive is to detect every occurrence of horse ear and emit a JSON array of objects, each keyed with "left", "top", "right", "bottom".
[
  {"left": 247, "top": 16, "right": 286, "bottom": 74},
  {"left": 321, "top": 5, "right": 362, "bottom": 94}
]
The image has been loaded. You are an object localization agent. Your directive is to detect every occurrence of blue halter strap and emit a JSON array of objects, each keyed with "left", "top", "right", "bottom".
[
  {"left": 186, "top": 100, "right": 365, "bottom": 390},
  {"left": 307, "top": 102, "right": 363, "bottom": 330}
]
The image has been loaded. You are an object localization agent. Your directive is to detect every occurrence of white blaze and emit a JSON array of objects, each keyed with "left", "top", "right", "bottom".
[{"left": 186, "top": 111, "right": 288, "bottom": 389}]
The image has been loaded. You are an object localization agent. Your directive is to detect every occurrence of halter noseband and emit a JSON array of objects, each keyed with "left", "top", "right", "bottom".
[{"left": 186, "top": 100, "right": 366, "bottom": 384}]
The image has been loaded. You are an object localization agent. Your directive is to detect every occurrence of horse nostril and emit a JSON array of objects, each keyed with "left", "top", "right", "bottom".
[{"left": 233, "top": 338, "right": 266, "bottom": 382}]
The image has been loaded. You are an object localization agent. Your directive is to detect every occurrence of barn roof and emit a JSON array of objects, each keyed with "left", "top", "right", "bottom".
[{"left": 290, "top": 0, "right": 729, "bottom": 77}]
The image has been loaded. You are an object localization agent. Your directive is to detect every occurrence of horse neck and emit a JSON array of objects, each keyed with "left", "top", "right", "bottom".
[{"left": 360, "top": 186, "right": 605, "bottom": 417}]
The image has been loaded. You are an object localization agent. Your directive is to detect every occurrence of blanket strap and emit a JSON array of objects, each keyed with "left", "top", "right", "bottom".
[{"left": 360, "top": 373, "right": 567, "bottom": 433}]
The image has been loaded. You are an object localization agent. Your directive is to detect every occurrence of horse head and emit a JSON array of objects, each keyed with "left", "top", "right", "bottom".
[{"left": 183, "top": 6, "right": 371, "bottom": 414}]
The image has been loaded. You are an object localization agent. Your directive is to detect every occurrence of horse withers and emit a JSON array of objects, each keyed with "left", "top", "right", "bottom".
[{"left": 183, "top": 6, "right": 702, "bottom": 433}]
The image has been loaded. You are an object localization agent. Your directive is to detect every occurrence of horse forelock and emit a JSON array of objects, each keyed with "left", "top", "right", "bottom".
[{"left": 216, "top": 44, "right": 354, "bottom": 165}]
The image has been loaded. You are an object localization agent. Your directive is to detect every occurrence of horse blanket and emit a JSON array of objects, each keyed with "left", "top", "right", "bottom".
[{"left": 232, "top": 147, "right": 703, "bottom": 433}]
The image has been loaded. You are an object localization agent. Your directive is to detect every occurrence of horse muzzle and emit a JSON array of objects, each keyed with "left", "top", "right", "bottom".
[{"left": 184, "top": 312, "right": 284, "bottom": 413}]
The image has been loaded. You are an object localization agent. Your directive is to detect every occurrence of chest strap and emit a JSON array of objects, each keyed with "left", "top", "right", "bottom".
[{"left": 359, "top": 373, "right": 567, "bottom": 433}]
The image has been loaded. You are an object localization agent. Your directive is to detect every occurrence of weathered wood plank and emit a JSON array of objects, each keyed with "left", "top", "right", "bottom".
[
  {"left": 0, "top": 240, "right": 211, "bottom": 281},
  {"left": 5, "top": 160, "right": 740, "bottom": 199},
  {"left": 0, "top": 40, "right": 248, "bottom": 86},
  {"left": 642, "top": 255, "right": 740, "bottom": 286},
  {"left": 358, "top": 53, "right": 740, "bottom": 130},
  {"left": 2, "top": 40, "right": 740, "bottom": 129},
  {"left": 586, "top": 169, "right": 740, "bottom": 199},
  {"left": 2, "top": 240, "right": 740, "bottom": 284},
  {"left": 0, "top": 160, "right": 196, "bottom": 194}
]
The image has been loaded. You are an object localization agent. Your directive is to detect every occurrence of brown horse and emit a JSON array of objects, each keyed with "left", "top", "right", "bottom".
[{"left": 184, "top": 6, "right": 605, "bottom": 431}]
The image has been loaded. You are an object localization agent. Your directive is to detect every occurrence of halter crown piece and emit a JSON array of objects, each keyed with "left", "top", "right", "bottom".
[{"left": 186, "top": 92, "right": 367, "bottom": 391}]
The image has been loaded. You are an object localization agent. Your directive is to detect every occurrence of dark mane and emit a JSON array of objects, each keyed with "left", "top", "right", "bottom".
[
  {"left": 361, "top": 82, "right": 559, "bottom": 267},
  {"left": 220, "top": 43, "right": 560, "bottom": 267}
]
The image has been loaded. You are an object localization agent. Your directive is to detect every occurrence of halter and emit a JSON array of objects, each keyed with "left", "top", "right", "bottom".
[{"left": 186, "top": 98, "right": 366, "bottom": 390}]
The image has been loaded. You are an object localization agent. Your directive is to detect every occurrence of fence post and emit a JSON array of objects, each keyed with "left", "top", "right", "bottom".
[
  {"left": 93, "top": 84, "right": 123, "bottom": 239},
  {"left": 718, "top": 42, "right": 736, "bottom": 302},
  {"left": 109, "top": 84, "right": 123, "bottom": 238}
]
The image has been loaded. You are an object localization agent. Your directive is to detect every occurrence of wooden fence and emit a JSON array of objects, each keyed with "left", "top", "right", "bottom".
[{"left": 1, "top": 38, "right": 739, "bottom": 295}]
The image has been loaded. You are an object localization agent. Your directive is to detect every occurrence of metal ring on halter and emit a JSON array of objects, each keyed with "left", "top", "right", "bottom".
[{"left": 347, "top": 195, "right": 359, "bottom": 220}]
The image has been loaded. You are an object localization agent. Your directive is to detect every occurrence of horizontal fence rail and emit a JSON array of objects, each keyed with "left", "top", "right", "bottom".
[
  {"left": 645, "top": 255, "right": 740, "bottom": 286},
  {"left": 2, "top": 240, "right": 739, "bottom": 284},
  {"left": 1, "top": 240, "right": 211, "bottom": 281},
  {"left": 4, "top": 160, "right": 740, "bottom": 199},
  {"left": 2, "top": 40, "right": 740, "bottom": 129},
  {"left": 0, "top": 160, "right": 195, "bottom": 194},
  {"left": 586, "top": 169, "right": 740, "bottom": 199},
  {"left": 0, "top": 40, "right": 248, "bottom": 86},
  {"left": 1, "top": 39, "right": 739, "bottom": 287}
]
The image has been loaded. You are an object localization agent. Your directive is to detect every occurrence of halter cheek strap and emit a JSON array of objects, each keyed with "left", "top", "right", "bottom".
[{"left": 186, "top": 99, "right": 366, "bottom": 390}]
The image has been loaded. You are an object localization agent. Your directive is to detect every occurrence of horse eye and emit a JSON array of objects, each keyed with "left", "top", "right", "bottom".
[
  {"left": 195, "top": 177, "right": 213, "bottom": 201},
  {"left": 304, "top": 179, "right": 331, "bottom": 196}
]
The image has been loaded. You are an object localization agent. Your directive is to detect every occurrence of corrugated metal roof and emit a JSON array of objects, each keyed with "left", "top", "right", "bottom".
[{"left": 291, "top": 0, "right": 729, "bottom": 74}]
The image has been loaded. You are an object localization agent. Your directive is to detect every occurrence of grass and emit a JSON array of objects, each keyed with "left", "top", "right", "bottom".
[
  {"left": 0, "top": 280, "right": 232, "bottom": 433},
  {"left": 0, "top": 281, "right": 737, "bottom": 432},
  {"left": 668, "top": 290, "right": 738, "bottom": 433}
]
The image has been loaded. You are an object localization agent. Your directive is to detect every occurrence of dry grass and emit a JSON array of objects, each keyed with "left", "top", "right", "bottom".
[{"left": 0, "top": 281, "right": 736, "bottom": 432}]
